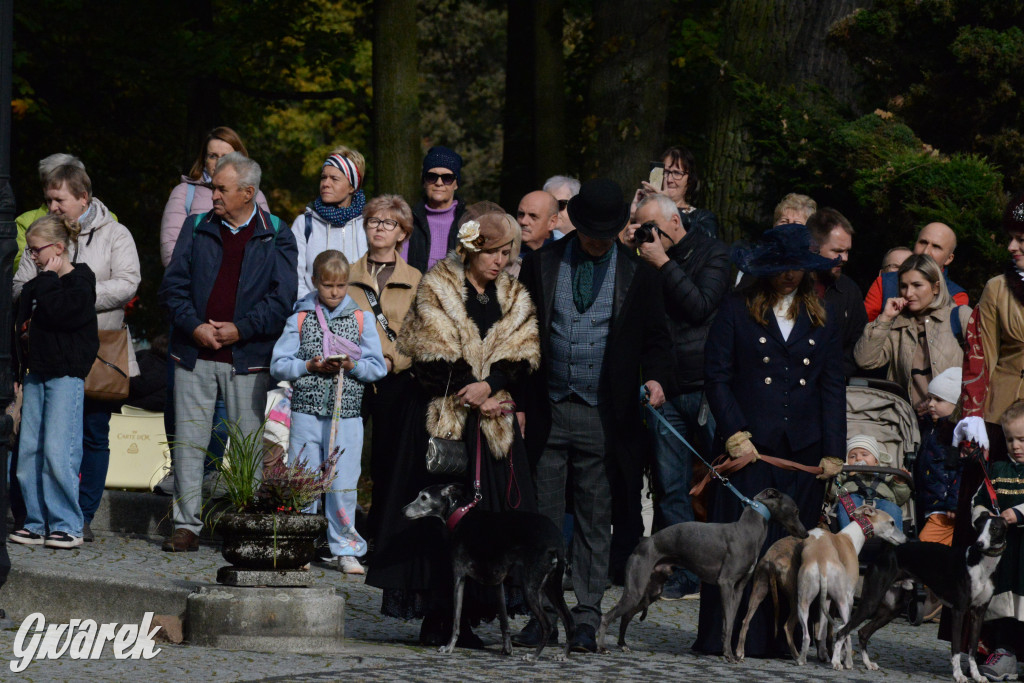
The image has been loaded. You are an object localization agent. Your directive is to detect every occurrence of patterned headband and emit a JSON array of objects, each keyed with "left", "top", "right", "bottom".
[{"left": 323, "top": 153, "right": 361, "bottom": 191}]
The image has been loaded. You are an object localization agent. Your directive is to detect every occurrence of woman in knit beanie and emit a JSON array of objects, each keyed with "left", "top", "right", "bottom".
[{"left": 402, "top": 146, "right": 466, "bottom": 273}]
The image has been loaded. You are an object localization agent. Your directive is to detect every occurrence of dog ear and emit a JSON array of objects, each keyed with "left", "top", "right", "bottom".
[{"left": 440, "top": 483, "right": 462, "bottom": 499}]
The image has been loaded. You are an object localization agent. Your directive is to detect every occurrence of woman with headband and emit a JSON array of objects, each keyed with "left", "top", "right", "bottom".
[{"left": 292, "top": 146, "right": 369, "bottom": 298}]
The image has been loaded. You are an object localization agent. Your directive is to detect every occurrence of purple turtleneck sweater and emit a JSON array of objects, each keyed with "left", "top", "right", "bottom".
[{"left": 426, "top": 201, "right": 458, "bottom": 270}]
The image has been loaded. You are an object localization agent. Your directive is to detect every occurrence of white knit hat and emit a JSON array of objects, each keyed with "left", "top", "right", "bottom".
[
  {"left": 928, "top": 367, "right": 962, "bottom": 406},
  {"left": 846, "top": 434, "right": 890, "bottom": 465}
]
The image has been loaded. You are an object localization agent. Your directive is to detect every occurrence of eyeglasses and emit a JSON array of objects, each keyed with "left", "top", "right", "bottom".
[
  {"left": 557, "top": 199, "right": 569, "bottom": 211},
  {"left": 25, "top": 243, "right": 58, "bottom": 258},
  {"left": 366, "top": 217, "right": 400, "bottom": 231},
  {"left": 664, "top": 169, "right": 688, "bottom": 181},
  {"left": 424, "top": 172, "right": 457, "bottom": 186}
]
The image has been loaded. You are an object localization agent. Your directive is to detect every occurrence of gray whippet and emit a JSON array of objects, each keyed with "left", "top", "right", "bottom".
[{"left": 597, "top": 488, "right": 809, "bottom": 660}]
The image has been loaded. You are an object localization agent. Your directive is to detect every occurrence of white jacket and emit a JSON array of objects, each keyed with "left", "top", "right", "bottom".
[
  {"left": 14, "top": 197, "right": 141, "bottom": 375},
  {"left": 291, "top": 208, "right": 367, "bottom": 299},
  {"left": 159, "top": 176, "right": 270, "bottom": 267}
]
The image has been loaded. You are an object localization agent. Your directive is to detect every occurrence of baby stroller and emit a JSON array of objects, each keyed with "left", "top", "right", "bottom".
[{"left": 837, "top": 377, "right": 927, "bottom": 624}]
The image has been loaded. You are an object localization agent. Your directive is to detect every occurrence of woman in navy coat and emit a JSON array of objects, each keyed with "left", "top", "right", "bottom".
[{"left": 694, "top": 223, "right": 847, "bottom": 657}]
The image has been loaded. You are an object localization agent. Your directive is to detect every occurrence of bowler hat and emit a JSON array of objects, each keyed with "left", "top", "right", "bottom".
[
  {"left": 732, "top": 223, "right": 840, "bottom": 278},
  {"left": 567, "top": 178, "right": 630, "bottom": 241}
]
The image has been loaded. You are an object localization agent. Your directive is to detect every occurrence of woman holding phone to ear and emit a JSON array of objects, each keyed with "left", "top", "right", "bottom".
[{"left": 632, "top": 145, "right": 719, "bottom": 240}]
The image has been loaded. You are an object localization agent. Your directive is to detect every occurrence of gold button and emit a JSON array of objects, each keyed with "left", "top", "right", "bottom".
[
  {"left": 763, "top": 356, "right": 770, "bottom": 364},
  {"left": 765, "top": 377, "right": 772, "bottom": 385},
  {"left": 803, "top": 358, "right": 810, "bottom": 365},
  {"left": 808, "top": 339, "right": 815, "bottom": 346},
  {"left": 799, "top": 379, "right": 807, "bottom": 386},
  {"left": 759, "top": 337, "right": 767, "bottom": 344}
]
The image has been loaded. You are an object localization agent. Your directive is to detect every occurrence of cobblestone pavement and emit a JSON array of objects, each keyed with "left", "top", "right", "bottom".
[{"left": 2, "top": 536, "right": 959, "bottom": 681}]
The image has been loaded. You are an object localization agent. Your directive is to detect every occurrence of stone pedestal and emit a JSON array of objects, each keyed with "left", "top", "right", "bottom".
[
  {"left": 186, "top": 585, "right": 344, "bottom": 653},
  {"left": 216, "top": 566, "right": 310, "bottom": 587}
]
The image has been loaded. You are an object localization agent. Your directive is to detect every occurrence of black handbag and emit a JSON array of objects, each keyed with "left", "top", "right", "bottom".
[{"left": 425, "top": 370, "right": 468, "bottom": 475}]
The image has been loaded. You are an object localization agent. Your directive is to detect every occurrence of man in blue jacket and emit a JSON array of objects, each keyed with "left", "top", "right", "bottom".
[{"left": 159, "top": 153, "right": 297, "bottom": 552}]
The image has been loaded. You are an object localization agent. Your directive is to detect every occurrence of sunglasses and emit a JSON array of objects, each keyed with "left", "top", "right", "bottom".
[
  {"left": 557, "top": 199, "right": 569, "bottom": 211},
  {"left": 424, "top": 172, "right": 457, "bottom": 186}
]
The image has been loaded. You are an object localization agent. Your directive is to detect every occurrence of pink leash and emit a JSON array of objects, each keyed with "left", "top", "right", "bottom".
[{"left": 446, "top": 400, "right": 520, "bottom": 529}]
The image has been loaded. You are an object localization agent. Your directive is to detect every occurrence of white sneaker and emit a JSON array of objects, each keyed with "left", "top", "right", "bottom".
[
  {"left": 337, "top": 556, "right": 365, "bottom": 575},
  {"left": 44, "top": 532, "right": 83, "bottom": 549}
]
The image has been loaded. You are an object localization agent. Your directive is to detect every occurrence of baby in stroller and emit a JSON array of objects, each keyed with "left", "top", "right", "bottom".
[{"left": 829, "top": 435, "right": 911, "bottom": 529}]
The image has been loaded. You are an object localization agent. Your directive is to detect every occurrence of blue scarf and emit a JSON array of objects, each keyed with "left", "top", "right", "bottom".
[{"left": 312, "top": 190, "right": 366, "bottom": 227}]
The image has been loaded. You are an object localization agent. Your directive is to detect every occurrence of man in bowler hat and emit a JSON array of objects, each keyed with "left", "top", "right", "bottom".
[{"left": 516, "top": 178, "right": 674, "bottom": 652}]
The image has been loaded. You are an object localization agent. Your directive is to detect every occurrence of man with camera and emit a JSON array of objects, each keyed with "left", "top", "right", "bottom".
[{"left": 632, "top": 193, "right": 730, "bottom": 599}]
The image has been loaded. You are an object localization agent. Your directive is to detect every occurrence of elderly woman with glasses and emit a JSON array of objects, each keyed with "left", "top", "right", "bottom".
[
  {"left": 292, "top": 146, "right": 369, "bottom": 299},
  {"left": 401, "top": 146, "right": 467, "bottom": 273},
  {"left": 347, "top": 195, "right": 423, "bottom": 542},
  {"left": 367, "top": 203, "right": 541, "bottom": 648}
]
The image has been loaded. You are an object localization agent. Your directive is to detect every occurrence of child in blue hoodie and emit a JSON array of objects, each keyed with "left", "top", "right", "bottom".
[{"left": 271, "top": 250, "right": 386, "bottom": 574}]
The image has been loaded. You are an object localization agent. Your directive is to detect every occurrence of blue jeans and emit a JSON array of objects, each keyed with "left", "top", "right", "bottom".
[
  {"left": 289, "top": 412, "right": 366, "bottom": 557},
  {"left": 18, "top": 374, "right": 85, "bottom": 536},
  {"left": 651, "top": 391, "right": 715, "bottom": 527},
  {"left": 836, "top": 493, "right": 904, "bottom": 530},
  {"left": 80, "top": 399, "right": 112, "bottom": 524}
]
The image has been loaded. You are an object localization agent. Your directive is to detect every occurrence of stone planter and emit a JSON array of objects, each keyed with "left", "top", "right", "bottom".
[{"left": 218, "top": 511, "right": 327, "bottom": 570}]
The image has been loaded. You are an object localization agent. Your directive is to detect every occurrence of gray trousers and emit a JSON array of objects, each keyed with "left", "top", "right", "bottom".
[
  {"left": 171, "top": 360, "right": 270, "bottom": 533},
  {"left": 535, "top": 397, "right": 610, "bottom": 630}
]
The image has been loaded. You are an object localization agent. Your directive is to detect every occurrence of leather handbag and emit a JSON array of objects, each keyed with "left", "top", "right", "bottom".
[
  {"left": 85, "top": 327, "right": 130, "bottom": 401},
  {"left": 425, "top": 369, "right": 467, "bottom": 475}
]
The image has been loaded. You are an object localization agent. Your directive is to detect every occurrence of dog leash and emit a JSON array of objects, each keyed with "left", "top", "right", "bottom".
[
  {"left": 446, "top": 400, "right": 519, "bottom": 530},
  {"left": 837, "top": 492, "right": 875, "bottom": 538},
  {"left": 640, "top": 386, "right": 771, "bottom": 521}
]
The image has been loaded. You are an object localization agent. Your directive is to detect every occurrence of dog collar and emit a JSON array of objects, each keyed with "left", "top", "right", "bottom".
[
  {"left": 747, "top": 499, "right": 771, "bottom": 521},
  {"left": 982, "top": 542, "right": 1006, "bottom": 557},
  {"left": 851, "top": 514, "right": 874, "bottom": 539},
  {"left": 446, "top": 495, "right": 481, "bottom": 531}
]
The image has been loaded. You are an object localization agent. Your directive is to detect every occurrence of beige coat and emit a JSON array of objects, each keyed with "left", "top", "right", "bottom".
[
  {"left": 977, "top": 274, "right": 1024, "bottom": 421},
  {"left": 854, "top": 303, "right": 971, "bottom": 399},
  {"left": 397, "top": 255, "right": 540, "bottom": 459},
  {"left": 347, "top": 253, "right": 422, "bottom": 374},
  {"left": 14, "top": 198, "right": 141, "bottom": 375}
]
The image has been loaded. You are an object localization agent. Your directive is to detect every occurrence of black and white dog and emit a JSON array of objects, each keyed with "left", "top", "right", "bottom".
[
  {"left": 836, "top": 514, "right": 1008, "bottom": 682},
  {"left": 403, "top": 483, "right": 574, "bottom": 661}
]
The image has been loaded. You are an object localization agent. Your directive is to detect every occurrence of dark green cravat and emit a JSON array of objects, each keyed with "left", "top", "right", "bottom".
[{"left": 572, "top": 245, "right": 613, "bottom": 313}]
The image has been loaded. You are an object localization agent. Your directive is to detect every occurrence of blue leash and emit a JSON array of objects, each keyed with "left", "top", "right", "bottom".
[{"left": 639, "top": 386, "right": 771, "bottom": 521}]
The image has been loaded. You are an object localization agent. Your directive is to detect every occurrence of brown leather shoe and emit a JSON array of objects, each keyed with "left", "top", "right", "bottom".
[{"left": 162, "top": 528, "right": 199, "bottom": 552}]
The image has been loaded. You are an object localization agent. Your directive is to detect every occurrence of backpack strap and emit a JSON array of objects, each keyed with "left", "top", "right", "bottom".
[
  {"left": 354, "top": 309, "right": 364, "bottom": 336},
  {"left": 950, "top": 305, "right": 965, "bottom": 347},
  {"left": 185, "top": 183, "right": 196, "bottom": 216},
  {"left": 305, "top": 213, "right": 313, "bottom": 242},
  {"left": 297, "top": 311, "right": 308, "bottom": 336}
]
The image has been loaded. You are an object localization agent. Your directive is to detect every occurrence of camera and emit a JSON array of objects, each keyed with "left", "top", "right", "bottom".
[{"left": 634, "top": 221, "right": 660, "bottom": 244}]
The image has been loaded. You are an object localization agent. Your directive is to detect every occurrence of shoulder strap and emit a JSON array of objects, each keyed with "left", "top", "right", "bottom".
[
  {"left": 880, "top": 271, "right": 898, "bottom": 311},
  {"left": 363, "top": 287, "right": 397, "bottom": 342},
  {"left": 950, "top": 305, "right": 964, "bottom": 347},
  {"left": 354, "top": 309, "right": 364, "bottom": 336},
  {"left": 305, "top": 213, "right": 313, "bottom": 242},
  {"left": 185, "top": 183, "right": 196, "bottom": 216},
  {"left": 268, "top": 214, "right": 284, "bottom": 235},
  {"left": 297, "top": 311, "right": 308, "bottom": 337}
]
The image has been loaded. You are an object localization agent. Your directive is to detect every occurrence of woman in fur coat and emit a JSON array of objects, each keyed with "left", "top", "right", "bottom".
[{"left": 365, "top": 204, "right": 541, "bottom": 648}]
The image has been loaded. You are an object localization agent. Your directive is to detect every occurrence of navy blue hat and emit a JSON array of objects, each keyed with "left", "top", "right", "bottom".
[
  {"left": 567, "top": 178, "right": 630, "bottom": 240},
  {"left": 732, "top": 223, "right": 840, "bottom": 277},
  {"left": 422, "top": 146, "right": 463, "bottom": 181}
]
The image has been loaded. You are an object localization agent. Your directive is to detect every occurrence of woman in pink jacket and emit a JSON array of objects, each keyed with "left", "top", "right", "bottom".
[{"left": 159, "top": 126, "right": 269, "bottom": 267}]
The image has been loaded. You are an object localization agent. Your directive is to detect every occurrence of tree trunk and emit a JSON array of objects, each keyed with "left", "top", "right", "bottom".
[
  {"left": 704, "top": 0, "right": 872, "bottom": 242},
  {"left": 184, "top": 0, "right": 218, "bottom": 171},
  {"left": 581, "top": 0, "right": 671, "bottom": 195},
  {"left": 500, "top": 0, "right": 566, "bottom": 209},
  {"left": 372, "top": 0, "right": 420, "bottom": 201}
]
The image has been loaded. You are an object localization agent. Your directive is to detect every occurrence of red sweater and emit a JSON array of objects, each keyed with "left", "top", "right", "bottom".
[{"left": 199, "top": 223, "right": 253, "bottom": 364}]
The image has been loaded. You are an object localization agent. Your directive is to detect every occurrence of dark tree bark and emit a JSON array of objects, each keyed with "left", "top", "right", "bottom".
[
  {"left": 581, "top": 0, "right": 671, "bottom": 194},
  {"left": 184, "top": 0, "right": 219, "bottom": 171},
  {"left": 500, "top": 0, "right": 566, "bottom": 209},
  {"left": 704, "top": 0, "right": 872, "bottom": 242},
  {"left": 372, "top": 0, "right": 420, "bottom": 200}
]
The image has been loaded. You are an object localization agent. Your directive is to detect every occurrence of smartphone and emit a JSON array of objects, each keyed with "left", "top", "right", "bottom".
[
  {"left": 326, "top": 354, "right": 348, "bottom": 362},
  {"left": 648, "top": 162, "right": 665, "bottom": 190}
]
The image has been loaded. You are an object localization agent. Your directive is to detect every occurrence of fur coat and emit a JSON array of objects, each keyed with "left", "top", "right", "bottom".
[{"left": 397, "top": 254, "right": 540, "bottom": 458}]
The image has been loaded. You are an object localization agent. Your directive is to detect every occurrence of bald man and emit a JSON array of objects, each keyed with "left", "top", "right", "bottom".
[
  {"left": 864, "top": 222, "right": 969, "bottom": 321},
  {"left": 517, "top": 190, "right": 559, "bottom": 252}
]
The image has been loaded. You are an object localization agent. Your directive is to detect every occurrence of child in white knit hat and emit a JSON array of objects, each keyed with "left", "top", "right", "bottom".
[
  {"left": 830, "top": 433, "right": 911, "bottom": 529},
  {"left": 914, "top": 366, "right": 963, "bottom": 546}
]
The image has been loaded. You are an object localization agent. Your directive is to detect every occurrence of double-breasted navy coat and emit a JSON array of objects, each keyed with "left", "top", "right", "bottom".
[{"left": 694, "top": 290, "right": 846, "bottom": 657}]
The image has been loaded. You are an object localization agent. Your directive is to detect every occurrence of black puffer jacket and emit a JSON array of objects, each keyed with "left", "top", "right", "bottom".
[
  {"left": 17, "top": 263, "right": 99, "bottom": 379},
  {"left": 405, "top": 198, "right": 467, "bottom": 273},
  {"left": 658, "top": 228, "right": 731, "bottom": 395}
]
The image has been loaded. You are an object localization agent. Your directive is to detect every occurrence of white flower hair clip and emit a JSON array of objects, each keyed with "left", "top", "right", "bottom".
[{"left": 458, "top": 220, "right": 481, "bottom": 253}]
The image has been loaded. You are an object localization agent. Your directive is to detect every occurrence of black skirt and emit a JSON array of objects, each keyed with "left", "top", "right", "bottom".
[
  {"left": 692, "top": 437, "right": 825, "bottom": 657},
  {"left": 364, "top": 380, "right": 538, "bottom": 624}
]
